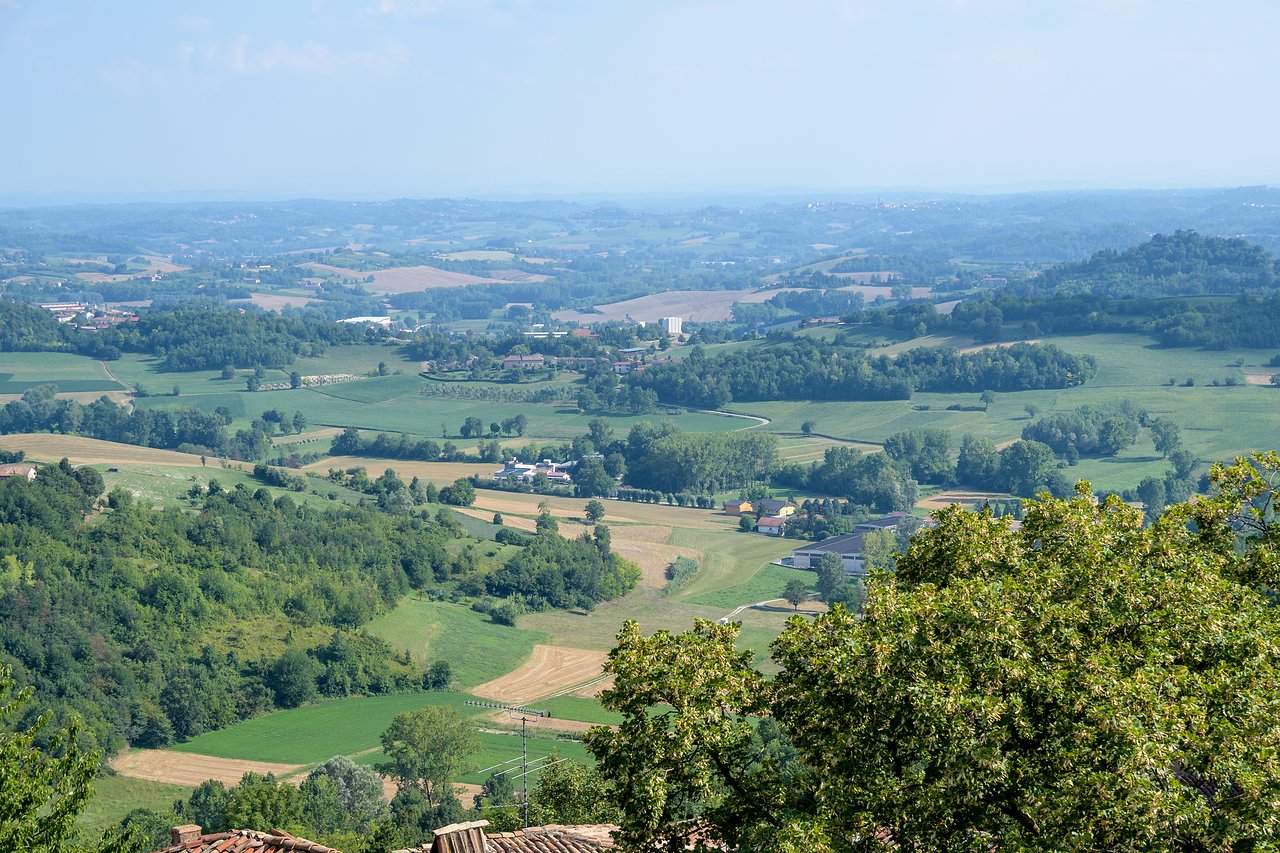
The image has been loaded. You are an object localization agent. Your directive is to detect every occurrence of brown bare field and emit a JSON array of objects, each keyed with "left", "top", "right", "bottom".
[
  {"left": 303, "top": 456, "right": 494, "bottom": 483},
  {"left": 917, "top": 488, "right": 1016, "bottom": 511},
  {"left": 679, "top": 235, "right": 711, "bottom": 245},
  {"left": 484, "top": 710, "right": 598, "bottom": 735},
  {"left": 466, "top": 490, "right": 736, "bottom": 531},
  {"left": 301, "top": 262, "right": 505, "bottom": 294},
  {"left": 521, "top": 257, "right": 557, "bottom": 264},
  {"left": 1244, "top": 372, "right": 1276, "bottom": 386},
  {"left": 240, "top": 293, "right": 320, "bottom": 311},
  {"left": 553, "top": 288, "right": 804, "bottom": 324},
  {"left": 273, "top": 427, "right": 343, "bottom": 446},
  {"left": 111, "top": 749, "right": 302, "bottom": 788},
  {"left": 471, "top": 645, "right": 607, "bottom": 704},
  {"left": 810, "top": 243, "right": 838, "bottom": 250},
  {"left": 0, "top": 434, "right": 205, "bottom": 466}
]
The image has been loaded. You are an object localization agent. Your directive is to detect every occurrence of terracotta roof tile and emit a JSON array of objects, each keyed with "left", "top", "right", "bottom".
[
  {"left": 155, "top": 828, "right": 342, "bottom": 853},
  {"left": 486, "top": 824, "right": 618, "bottom": 852}
]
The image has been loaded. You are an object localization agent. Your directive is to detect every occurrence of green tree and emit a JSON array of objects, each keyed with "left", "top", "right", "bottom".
[
  {"left": 1149, "top": 416, "right": 1183, "bottom": 457},
  {"left": 223, "top": 772, "right": 302, "bottom": 833},
  {"left": 997, "top": 439, "right": 1057, "bottom": 496},
  {"left": 800, "top": 420, "right": 816, "bottom": 437},
  {"left": 305, "top": 755, "right": 387, "bottom": 833},
  {"left": 782, "top": 579, "right": 808, "bottom": 610},
  {"left": 814, "top": 552, "right": 847, "bottom": 603},
  {"left": 290, "top": 371, "right": 302, "bottom": 389},
  {"left": 0, "top": 666, "right": 113, "bottom": 852},
  {"left": 584, "top": 499, "right": 606, "bottom": 524},
  {"left": 378, "top": 707, "right": 478, "bottom": 807},
  {"left": 439, "top": 477, "right": 475, "bottom": 507},
  {"left": 586, "top": 454, "right": 1280, "bottom": 851},
  {"left": 860, "top": 528, "right": 896, "bottom": 571}
]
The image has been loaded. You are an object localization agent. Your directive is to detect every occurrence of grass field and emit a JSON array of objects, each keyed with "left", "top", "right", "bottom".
[
  {"left": 0, "top": 352, "right": 124, "bottom": 393},
  {"left": 727, "top": 332, "right": 1280, "bottom": 490},
  {"left": 366, "top": 599, "right": 545, "bottom": 688},
  {"left": 136, "top": 375, "right": 739, "bottom": 442},
  {"left": 78, "top": 775, "right": 191, "bottom": 833},
  {"left": 173, "top": 692, "right": 475, "bottom": 764},
  {"left": 169, "top": 689, "right": 591, "bottom": 785}
]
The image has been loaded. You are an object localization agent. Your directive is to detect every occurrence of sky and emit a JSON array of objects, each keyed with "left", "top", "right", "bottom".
[{"left": 1, "top": 0, "right": 1277, "bottom": 202}]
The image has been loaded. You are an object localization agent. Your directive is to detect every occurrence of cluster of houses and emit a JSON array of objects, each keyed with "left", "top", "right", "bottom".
[
  {"left": 39, "top": 301, "right": 137, "bottom": 330},
  {"left": 725, "top": 497, "right": 911, "bottom": 576},
  {"left": 723, "top": 497, "right": 798, "bottom": 535},
  {"left": 498, "top": 351, "right": 649, "bottom": 375}
]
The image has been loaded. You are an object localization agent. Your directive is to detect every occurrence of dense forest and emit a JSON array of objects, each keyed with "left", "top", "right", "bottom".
[
  {"left": 0, "top": 463, "right": 636, "bottom": 754},
  {"left": 0, "top": 301, "right": 375, "bottom": 369},
  {"left": 1022, "top": 230, "right": 1278, "bottom": 298},
  {"left": 628, "top": 340, "right": 1096, "bottom": 408}
]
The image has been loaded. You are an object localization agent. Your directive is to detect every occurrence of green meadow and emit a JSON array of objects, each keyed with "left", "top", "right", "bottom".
[
  {"left": 366, "top": 600, "right": 545, "bottom": 688},
  {"left": 77, "top": 776, "right": 191, "bottom": 833},
  {"left": 0, "top": 351, "right": 124, "bottom": 393}
]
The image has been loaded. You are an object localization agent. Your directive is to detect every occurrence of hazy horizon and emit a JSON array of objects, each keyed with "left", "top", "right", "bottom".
[{"left": 3, "top": 1, "right": 1277, "bottom": 202}]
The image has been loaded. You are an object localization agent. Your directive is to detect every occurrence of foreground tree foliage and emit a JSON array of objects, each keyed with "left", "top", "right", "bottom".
[
  {"left": 0, "top": 666, "right": 128, "bottom": 852},
  {"left": 586, "top": 453, "right": 1280, "bottom": 852}
]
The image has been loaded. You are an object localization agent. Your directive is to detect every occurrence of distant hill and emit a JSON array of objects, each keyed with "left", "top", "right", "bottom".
[{"left": 1025, "top": 230, "right": 1279, "bottom": 297}]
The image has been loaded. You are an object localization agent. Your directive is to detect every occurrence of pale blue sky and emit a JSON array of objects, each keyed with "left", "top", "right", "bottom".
[{"left": 2, "top": 1, "right": 1277, "bottom": 201}]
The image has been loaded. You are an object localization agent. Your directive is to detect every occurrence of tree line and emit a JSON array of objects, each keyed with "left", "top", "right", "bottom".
[{"left": 627, "top": 340, "right": 1096, "bottom": 408}]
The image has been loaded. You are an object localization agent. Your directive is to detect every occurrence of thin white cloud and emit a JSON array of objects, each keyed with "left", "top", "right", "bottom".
[{"left": 186, "top": 34, "right": 409, "bottom": 76}]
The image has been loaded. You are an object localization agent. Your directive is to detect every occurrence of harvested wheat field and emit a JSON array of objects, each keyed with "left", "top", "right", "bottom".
[
  {"left": 1244, "top": 372, "right": 1276, "bottom": 386},
  {"left": 609, "top": 525, "right": 704, "bottom": 588},
  {"left": 471, "top": 645, "right": 607, "bottom": 705},
  {"left": 0, "top": 434, "right": 205, "bottom": 466},
  {"left": 468, "top": 491, "right": 735, "bottom": 531},
  {"left": 111, "top": 749, "right": 302, "bottom": 788},
  {"left": 241, "top": 293, "right": 320, "bottom": 311},
  {"left": 302, "top": 262, "right": 505, "bottom": 294},
  {"left": 917, "top": 489, "right": 1015, "bottom": 511},
  {"left": 303, "top": 456, "right": 494, "bottom": 483},
  {"left": 484, "top": 710, "right": 597, "bottom": 735},
  {"left": 553, "top": 288, "right": 803, "bottom": 324}
]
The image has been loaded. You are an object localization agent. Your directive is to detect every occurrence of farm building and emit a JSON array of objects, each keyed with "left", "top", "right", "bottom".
[
  {"left": 501, "top": 354, "right": 546, "bottom": 370},
  {"left": 0, "top": 464, "right": 36, "bottom": 482},
  {"left": 658, "top": 316, "right": 683, "bottom": 336},
  {"left": 492, "top": 457, "right": 575, "bottom": 485},
  {"left": 723, "top": 499, "right": 753, "bottom": 516},
  {"left": 756, "top": 515, "right": 788, "bottom": 536},
  {"left": 755, "top": 499, "right": 796, "bottom": 517},
  {"left": 791, "top": 532, "right": 868, "bottom": 574},
  {"left": 788, "top": 514, "right": 911, "bottom": 573}
]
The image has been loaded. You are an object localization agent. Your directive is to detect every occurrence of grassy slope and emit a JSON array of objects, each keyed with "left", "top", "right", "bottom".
[
  {"left": 0, "top": 351, "right": 125, "bottom": 394},
  {"left": 78, "top": 775, "right": 192, "bottom": 834},
  {"left": 365, "top": 600, "right": 545, "bottom": 688}
]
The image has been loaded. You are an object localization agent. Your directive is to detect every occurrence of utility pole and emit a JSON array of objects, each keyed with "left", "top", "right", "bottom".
[{"left": 521, "top": 715, "right": 529, "bottom": 828}]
